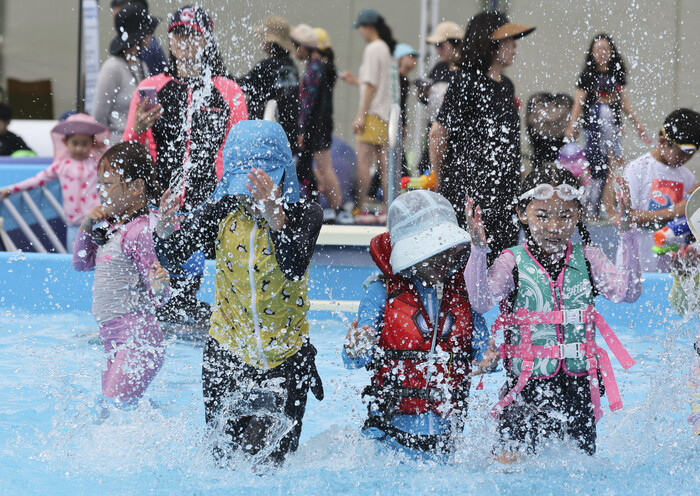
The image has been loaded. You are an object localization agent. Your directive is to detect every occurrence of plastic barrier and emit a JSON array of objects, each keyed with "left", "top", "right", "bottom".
[{"left": 0, "top": 251, "right": 682, "bottom": 337}]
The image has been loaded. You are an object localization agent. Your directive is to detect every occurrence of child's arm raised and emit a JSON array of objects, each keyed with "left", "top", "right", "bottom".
[
  {"left": 463, "top": 198, "right": 517, "bottom": 314},
  {"left": 1, "top": 162, "right": 60, "bottom": 198},
  {"left": 620, "top": 88, "right": 652, "bottom": 144},
  {"left": 588, "top": 178, "right": 642, "bottom": 303}
]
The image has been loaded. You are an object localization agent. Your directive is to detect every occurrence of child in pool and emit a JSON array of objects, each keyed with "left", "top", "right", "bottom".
[
  {"left": 154, "top": 120, "right": 324, "bottom": 465},
  {"left": 0, "top": 113, "right": 109, "bottom": 249},
  {"left": 344, "top": 190, "right": 498, "bottom": 454},
  {"left": 464, "top": 165, "right": 641, "bottom": 457},
  {"left": 73, "top": 141, "right": 170, "bottom": 405},
  {"left": 668, "top": 192, "right": 700, "bottom": 435}
]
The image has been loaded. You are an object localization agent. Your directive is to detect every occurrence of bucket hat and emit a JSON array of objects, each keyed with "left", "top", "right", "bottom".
[
  {"left": 110, "top": 4, "right": 159, "bottom": 56},
  {"left": 290, "top": 24, "right": 319, "bottom": 49},
  {"left": 254, "top": 16, "right": 295, "bottom": 53},
  {"left": 212, "top": 120, "right": 300, "bottom": 203},
  {"left": 388, "top": 190, "right": 471, "bottom": 272}
]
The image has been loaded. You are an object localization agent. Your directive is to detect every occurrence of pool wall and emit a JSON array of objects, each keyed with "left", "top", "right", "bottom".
[{"left": 0, "top": 251, "right": 682, "bottom": 337}]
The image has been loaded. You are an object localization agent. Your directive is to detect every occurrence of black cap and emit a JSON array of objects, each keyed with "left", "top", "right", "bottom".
[
  {"left": 110, "top": 0, "right": 149, "bottom": 9},
  {"left": 663, "top": 108, "right": 700, "bottom": 149},
  {"left": 110, "top": 4, "right": 159, "bottom": 55}
]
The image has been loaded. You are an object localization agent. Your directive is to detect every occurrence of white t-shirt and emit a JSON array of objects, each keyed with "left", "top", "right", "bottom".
[
  {"left": 358, "top": 39, "right": 397, "bottom": 122},
  {"left": 619, "top": 152, "right": 697, "bottom": 272}
]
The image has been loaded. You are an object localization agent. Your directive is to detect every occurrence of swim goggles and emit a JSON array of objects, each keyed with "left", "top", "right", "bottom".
[
  {"left": 519, "top": 183, "right": 585, "bottom": 201},
  {"left": 661, "top": 126, "right": 697, "bottom": 154}
]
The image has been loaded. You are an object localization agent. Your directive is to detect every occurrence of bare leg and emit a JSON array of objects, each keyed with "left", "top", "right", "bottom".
[
  {"left": 313, "top": 149, "right": 343, "bottom": 210},
  {"left": 355, "top": 141, "right": 373, "bottom": 210}
]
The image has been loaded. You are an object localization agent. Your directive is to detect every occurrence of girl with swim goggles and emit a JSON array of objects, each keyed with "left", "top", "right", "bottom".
[{"left": 463, "top": 164, "right": 641, "bottom": 460}]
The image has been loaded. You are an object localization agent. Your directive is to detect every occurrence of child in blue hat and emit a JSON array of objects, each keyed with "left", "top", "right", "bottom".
[{"left": 154, "top": 120, "right": 324, "bottom": 465}]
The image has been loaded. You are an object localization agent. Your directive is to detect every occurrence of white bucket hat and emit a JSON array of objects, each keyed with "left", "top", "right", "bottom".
[
  {"left": 686, "top": 188, "right": 700, "bottom": 239},
  {"left": 388, "top": 190, "right": 471, "bottom": 273}
]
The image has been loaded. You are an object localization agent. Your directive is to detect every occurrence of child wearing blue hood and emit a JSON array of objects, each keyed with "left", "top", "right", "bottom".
[{"left": 154, "top": 120, "right": 324, "bottom": 465}]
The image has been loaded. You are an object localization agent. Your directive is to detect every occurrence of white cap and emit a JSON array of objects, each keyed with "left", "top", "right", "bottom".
[
  {"left": 290, "top": 23, "right": 319, "bottom": 49},
  {"left": 388, "top": 190, "right": 471, "bottom": 273},
  {"left": 686, "top": 188, "right": 700, "bottom": 239}
]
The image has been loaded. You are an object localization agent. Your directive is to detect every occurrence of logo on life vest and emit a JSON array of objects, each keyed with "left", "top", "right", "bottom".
[{"left": 413, "top": 311, "right": 455, "bottom": 339}]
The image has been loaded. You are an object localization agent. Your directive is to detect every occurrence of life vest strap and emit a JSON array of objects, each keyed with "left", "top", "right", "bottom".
[{"left": 490, "top": 308, "right": 634, "bottom": 422}]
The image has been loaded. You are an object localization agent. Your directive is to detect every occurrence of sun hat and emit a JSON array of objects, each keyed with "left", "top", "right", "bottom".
[
  {"left": 490, "top": 21, "right": 535, "bottom": 40},
  {"left": 290, "top": 24, "right": 319, "bottom": 49},
  {"left": 168, "top": 5, "right": 213, "bottom": 34},
  {"left": 352, "top": 8, "right": 381, "bottom": 29},
  {"left": 254, "top": 15, "right": 295, "bottom": 53},
  {"left": 388, "top": 190, "right": 471, "bottom": 273},
  {"left": 394, "top": 43, "right": 419, "bottom": 60},
  {"left": 212, "top": 120, "right": 300, "bottom": 204},
  {"left": 51, "top": 113, "right": 110, "bottom": 160},
  {"left": 314, "top": 27, "right": 332, "bottom": 50},
  {"left": 110, "top": 4, "right": 159, "bottom": 56},
  {"left": 426, "top": 21, "right": 464, "bottom": 44}
]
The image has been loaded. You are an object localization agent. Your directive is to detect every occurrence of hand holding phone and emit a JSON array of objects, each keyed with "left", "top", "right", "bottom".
[{"left": 138, "top": 87, "right": 159, "bottom": 111}]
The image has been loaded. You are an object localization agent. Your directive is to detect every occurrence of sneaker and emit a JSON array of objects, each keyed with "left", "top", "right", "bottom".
[
  {"left": 336, "top": 210, "right": 355, "bottom": 225},
  {"left": 322, "top": 208, "right": 337, "bottom": 224},
  {"left": 355, "top": 209, "right": 387, "bottom": 225}
]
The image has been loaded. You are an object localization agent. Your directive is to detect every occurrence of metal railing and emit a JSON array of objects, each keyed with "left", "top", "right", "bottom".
[
  {"left": 0, "top": 186, "right": 69, "bottom": 253},
  {"left": 386, "top": 103, "right": 403, "bottom": 206}
]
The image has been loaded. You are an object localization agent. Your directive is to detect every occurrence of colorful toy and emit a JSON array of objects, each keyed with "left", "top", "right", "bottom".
[
  {"left": 401, "top": 170, "right": 436, "bottom": 192},
  {"left": 653, "top": 217, "right": 693, "bottom": 255}
]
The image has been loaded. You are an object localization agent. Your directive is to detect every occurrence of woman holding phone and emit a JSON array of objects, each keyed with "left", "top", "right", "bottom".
[
  {"left": 123, "top": 5, "right": 248, "bottom": 211},
  {"left": 93, "top": 4, "right": 159, "bottom": 144}
]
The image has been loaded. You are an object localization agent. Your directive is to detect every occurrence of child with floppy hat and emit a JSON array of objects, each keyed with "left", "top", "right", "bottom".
[
  {"left": 154, "top": 120, "right": 324, "bottom": 465},
  {"left": 344, "top": 189, "right": 496, "bottom": 455},
  {"left": 1, "top": 113, "right": 109, "bottom": 249}
]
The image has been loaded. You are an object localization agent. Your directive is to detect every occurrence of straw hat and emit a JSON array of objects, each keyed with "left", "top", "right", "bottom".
[{"left": 254, "top": 15, "right": 295, "bottom": 53}]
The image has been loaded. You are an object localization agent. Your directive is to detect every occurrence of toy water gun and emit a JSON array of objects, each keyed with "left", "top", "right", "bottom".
[
  {"left": 653, "top": 217, "right": 693, "bottom": 255},
  {"left": 401, "top": 170, "right": 436, "bottom": 192}
]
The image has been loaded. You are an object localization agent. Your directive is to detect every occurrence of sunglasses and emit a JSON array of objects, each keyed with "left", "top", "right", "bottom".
[
  {"left": 662, "top": 126, "right": 697, "bottom": 154},
  {"left": 519, "top": 183, "right": 584, "bottom": 201}
]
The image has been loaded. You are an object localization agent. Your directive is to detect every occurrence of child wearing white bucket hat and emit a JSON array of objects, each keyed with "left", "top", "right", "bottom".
[{"left": 343, "top": 190, "right": 497, "bottom": 454}]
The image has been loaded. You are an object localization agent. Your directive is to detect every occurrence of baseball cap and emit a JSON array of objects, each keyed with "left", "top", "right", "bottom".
[
  {"left": 426, "top": 21, "right": 464, "bottom": 44},
  {"left": 388, "top": 190, "right": 471, "bottom": 272},
  {"left": 314, "top": 27, "right": 332, "bottom": 50},
  {"left": 394, "top": 43, "right": 419, "bottom": 60},
  {"left": 168, "top": 5, "right": 213, "bottom": 34},
  {"left": 662, "top": 108, "right": 700, "bottom": 153},
  {"left": 353, "top": 8, "right": 381, "bottom": 28}
]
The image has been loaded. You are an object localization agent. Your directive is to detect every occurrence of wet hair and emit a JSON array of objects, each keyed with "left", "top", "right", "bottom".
[
  {"left": 98, "top": 141, "right": 160, "bottom": 204},
  {"left": 0, "top": 103, "right": 12, "bottom": 122},
  {"left": 662, "top": 108, "right": 700, "bottom": 147},
  {"left": 580, "top": 33, "right": 627, "bottom": 85},
  {"left": 461, "top": 11, "right": 509, "bottom": 73},
  {"left": 518, "top": 164, "right": 592, "bottom": 246},
  {"left": 361, "top": 16, "right": 397, "bottom": 54},
  {"left": 166, "top": 25, "right": 231, "bottom": 78}
]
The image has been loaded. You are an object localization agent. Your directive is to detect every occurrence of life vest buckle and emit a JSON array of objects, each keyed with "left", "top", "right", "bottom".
[
  {"left": 557, "top": 342, "right": 585, "bottom": 359},
  {"left": 561, "top": 309, "right": 585, "bottom": 325}
]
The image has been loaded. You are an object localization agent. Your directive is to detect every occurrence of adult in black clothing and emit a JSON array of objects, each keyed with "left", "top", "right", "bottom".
[
  {"left": 429, "top": 12, "right": 534, "bottom": 264},
  {"left": 0, "top": 104, "right": 33, "bottom": 156},
  {"left": 238, "top": 16, "right": 300, "bottom": 154}
]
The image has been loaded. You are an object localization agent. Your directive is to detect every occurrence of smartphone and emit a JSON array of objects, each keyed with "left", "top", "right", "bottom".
[{"left": 138, "top": 87, "right": 159, "bottom": 111}]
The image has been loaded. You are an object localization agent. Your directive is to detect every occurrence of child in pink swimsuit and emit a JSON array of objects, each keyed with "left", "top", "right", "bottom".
[
  {"left": 73, "top": 141, "right": 169, "bottom": 405},
  {"left": 1, "top": 113, "right": 109, "bottom": 249}
]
